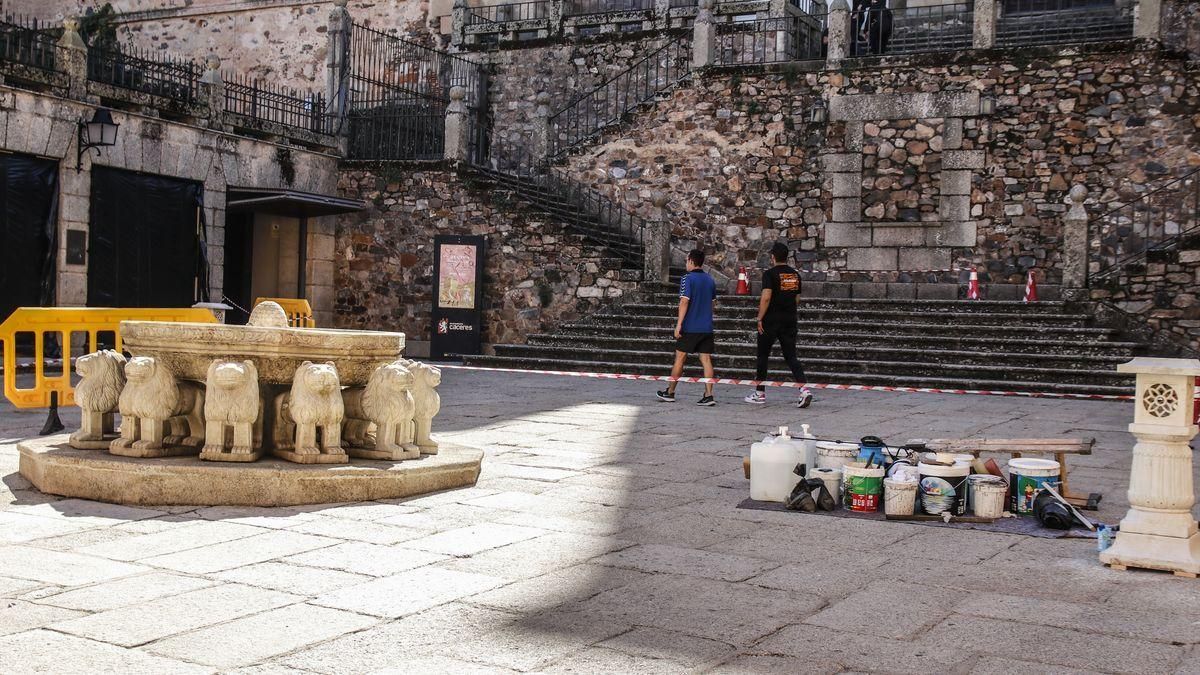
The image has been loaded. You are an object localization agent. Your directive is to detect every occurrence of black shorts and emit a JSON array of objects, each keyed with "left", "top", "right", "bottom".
[{"left": 676, "top": 332, "right": 714, "bottom": 354}]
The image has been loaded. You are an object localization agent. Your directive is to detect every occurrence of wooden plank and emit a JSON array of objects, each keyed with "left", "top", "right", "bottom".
[
  {"left": 924, "top": 438, "right": 1094, "bottom": 456},
  {"left": 884, "top": 514, "right": 997, "bottom": 523}
]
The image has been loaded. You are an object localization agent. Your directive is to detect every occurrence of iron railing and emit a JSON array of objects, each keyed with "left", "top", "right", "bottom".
[
  {"left": 996, "top": 0, "right": 1132, "bottom": 46},
  {"left": 224, "top": 74, "right": 329, "bottom": 135},
  {"left": 547, "top": 34, "right": 691, "bottom": 159},
  {"left": 789, "top": 0, "right": 826, "bottom": 13},
  {"left": 0, "top": 15, "right": 57, "bottom": 72},
  {"left": 468, "top": 1, "right": 551, "bottom": 24},
  {"left": 883, "top": 1, "right": 974, "bottom": 55},
  {"left": 87, "top": 43, "right": 200, "bottom": 104},
  {"left": 716, "top": 14, "right": 826, "bottom": 65},
  {"left": 349, "top": 23, "right": 485, "bottom": 110},
  {"left": 348, "top": 102, "right": 446, "bottom": 161},
  {"left": 563, "top": 0, "right": 655, "bottom": 17},
  {"left": 1089, "top": 166, "right": 1200, "bottom": 282}
]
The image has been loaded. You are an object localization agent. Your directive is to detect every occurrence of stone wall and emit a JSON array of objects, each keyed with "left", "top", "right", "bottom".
[
  {"left": 1093, "top": 243, "right": 1200, "bottom": 354},
  {"left": 560, "top": 44, "right": 1200, "bottom": 287},
  {"left": 334, "top": 165, "right": 638, "bottom": 348}
]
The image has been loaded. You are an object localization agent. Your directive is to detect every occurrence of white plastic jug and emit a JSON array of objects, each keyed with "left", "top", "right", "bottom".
[
  {"left": 800, "top": 424, "right": 817, "bottom": 477},
  {"left": 750, "top": 426, "right": 806, "bottom": 503}
]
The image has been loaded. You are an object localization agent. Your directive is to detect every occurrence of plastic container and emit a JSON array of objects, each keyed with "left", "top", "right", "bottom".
[
  {"left": 750, "top": 426, "right": 806, "bottom": 503},
  {"left": 884, "top": 478, "right": 918, "bottom": 516},
  {"left": 812, "top": 467, "right": 842, "bottom": 504},
  {"left": 1008, "top": 458, "right": 1061, "bottom": 515},
  {"left": 971, "top": 476, "right": 1008, "bottom": 518},
  {"left": 800, "top": 424, "right": 817, "bottom": 477},
  {"left": 842, "top": 464, "right": 885, "bottom": 512},
  {"left": 966, "top": 473, "right": 1004, "bottom": 511},
  {"left": 857, "top": 436, "right": 889, "bottom": 467},
  {"left": 918, "top": 460, "right": 971, "bottom": 515},
  {"left": 816, "top": 441, "right": 859, "bottom": 471}
]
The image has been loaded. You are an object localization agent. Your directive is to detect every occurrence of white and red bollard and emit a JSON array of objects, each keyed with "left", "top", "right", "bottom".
[
  {"left": 967, "top": 271, "right": 981, "bottom": 300},
  {"left": 1024, "top": 270, "right": 1039, "bottom": 303},
  {"left": 735, "top": 266, "right": 750, "bottom": 295}
]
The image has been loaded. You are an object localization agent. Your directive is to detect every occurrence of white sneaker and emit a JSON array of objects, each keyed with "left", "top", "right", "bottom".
[
  {"left": 744, "top": 391, "right": 766, "bottom": 404},
  {"left": 797, "top": 389, "right": 814, "bottom": 409}
]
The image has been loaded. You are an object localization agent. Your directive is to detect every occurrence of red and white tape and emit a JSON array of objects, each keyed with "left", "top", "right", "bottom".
[{"left": 438, "top": 364, "right": 1137, "bottom": 402}]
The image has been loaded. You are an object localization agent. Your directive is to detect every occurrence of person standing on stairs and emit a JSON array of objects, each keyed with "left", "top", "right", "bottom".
[
  {"left": 745, "top": 242, "right": 814, "bottom": 408},
  {"left": 657, "top": 249, "right": 718, "bottom": 406}
]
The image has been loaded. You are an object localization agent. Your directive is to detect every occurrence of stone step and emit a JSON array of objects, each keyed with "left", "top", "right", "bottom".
[
  {"left": 524, "top": 334, "right": 1132, "bottom": 369},
  {"left": 550, "top": 324, "right": 1143, "bottom": 356},
  {"left": 462, "top": 354, "right": 1135, "bottom": 397},
  {"left": 623, "top": 302, "right": 1092, "bottom": 326},
  {"left": 650, "top": 287, "right": 1073, "bottom": 313}
]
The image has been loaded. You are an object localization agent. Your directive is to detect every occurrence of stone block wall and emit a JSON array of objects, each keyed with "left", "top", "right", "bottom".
[
  {"left": 1093, "top": 244, "right": 1200, "bottom": 354},
  {"left": 334, "top": 165, "right": 637, "bottom": 349}
]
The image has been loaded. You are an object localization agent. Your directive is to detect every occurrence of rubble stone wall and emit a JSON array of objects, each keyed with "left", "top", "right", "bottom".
[{"left": 334, "top": 165, "right": 637, "bottom": 348}]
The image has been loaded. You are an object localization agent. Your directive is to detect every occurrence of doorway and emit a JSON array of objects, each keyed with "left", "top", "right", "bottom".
[{"left": 0, "top": 152, "right": 58, "bottom": 323}]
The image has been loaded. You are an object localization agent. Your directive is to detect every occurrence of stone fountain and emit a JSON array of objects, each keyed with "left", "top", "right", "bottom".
[{"left": 18, "top": 303, "right": 481, "bottom": 506}]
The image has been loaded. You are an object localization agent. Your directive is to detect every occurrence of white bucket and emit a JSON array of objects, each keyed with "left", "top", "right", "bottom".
[
  {"left": 973, "top": 479, "right": 1008, "bottom": 518},
  {"left": 842, "top": 464, "right": 886, "bottom": 512},
  {"left": 812, "top": 467, "right": 842, "bottom": 503},
  {"left": 917, "top": 460, "right": 971, "bottom": 515},
  {"left": 1008, "top": 457, "right": 1061, "bottom": 515},
  {"left": 884, "top": 478, "right": 918, "bottom": 516},
  {"left": 816, "top": 441, "right": 859, "bottom": 471}
]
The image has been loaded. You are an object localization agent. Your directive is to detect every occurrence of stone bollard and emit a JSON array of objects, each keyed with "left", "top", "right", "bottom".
[
  {"left": 57, "top": 17, "right": 88, "bottom": 101},
  {"left": 199, "top": 53, "right": 226, "bottom": 128},
  {"left": 444, "top": 86, "right": 470, "bottom": 162},
  {"left": 325, "top": 0, "right": 353, "bottom": 142},
  {"left": 644, "top": 190, "right": 671, "bottom": 283},
  {"left": 531, "top": 91, "right": 552, "bottom": 166},
  {"left": 972, "top": 0, "right": 997, "bottom": 49},
  {"left": 1134, "top": 0, "right": 1162, "bottom": 40},
  {"left": 1061, "top": 184, "right": 1089, "bottom": 301},
  {"left": 692, "top": 0, "right": 716, "bottom": 69},
  {"left": 826, "top": 0, "right": 851, "bottom": 67},
  {"left": 1100, "top": 358, "right": 1200, "bottom": 576},
  {"left": 451, "top": 0, "right": 468, "bottom": 47}
]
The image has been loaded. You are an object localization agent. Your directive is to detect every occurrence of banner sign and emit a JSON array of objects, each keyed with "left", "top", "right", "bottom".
[{"left": 431, "top": 235, "right": 485, "bottom": 359}]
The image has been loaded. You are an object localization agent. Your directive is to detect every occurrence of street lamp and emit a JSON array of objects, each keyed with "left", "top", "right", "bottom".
[
  {"left": 979, "top": 96, "right": 997, "bottom": 115},
  {"left": 810, "top": 98, "right": 827, "bottom": 124},
  {"left": 76, "top": 108, "right": 119, "bottom": 172}
]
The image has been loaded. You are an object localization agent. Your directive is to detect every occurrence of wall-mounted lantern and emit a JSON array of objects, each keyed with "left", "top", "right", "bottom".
[
  {"left": 76, "top": 108, "right": 119, "bottom": 172},
  {"left": 979, "top": 96, "right": 997, "bottom": 115},
  {"left": 810, "top": 98, "right": 828, "bottom": 124}
]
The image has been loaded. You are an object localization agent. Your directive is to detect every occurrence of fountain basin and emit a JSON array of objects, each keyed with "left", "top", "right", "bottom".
[{"left": 119, "top": 320, "right": 405, "bottom": 386}]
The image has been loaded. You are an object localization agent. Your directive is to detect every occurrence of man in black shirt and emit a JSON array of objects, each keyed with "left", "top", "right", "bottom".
[{"left": 744, "top": 242, "right": 813, "bottom": 408}]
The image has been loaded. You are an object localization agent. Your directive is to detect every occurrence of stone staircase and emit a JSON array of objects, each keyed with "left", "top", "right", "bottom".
[{"left": 465, "top": 270, "right": 1143, "bottom": 396}]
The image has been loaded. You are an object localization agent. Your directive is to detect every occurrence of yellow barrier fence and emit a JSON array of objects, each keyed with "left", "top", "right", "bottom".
[
  {"left": 255, "top": 297, "right": 315, "bottom": 328},
  {"left": 0, "top": 307, "right": 219, "bottom": 410}
]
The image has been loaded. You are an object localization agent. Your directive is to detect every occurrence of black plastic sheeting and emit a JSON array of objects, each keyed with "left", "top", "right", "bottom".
[
  {"left": 87, "top": 168, "right": 207, "bottom": 308},
  {"left": 0, "top": 153, "right": 58, "bottom": 323}
]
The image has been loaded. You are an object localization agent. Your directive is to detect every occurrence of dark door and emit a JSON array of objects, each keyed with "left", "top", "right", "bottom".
[
  {"left": 87, "top": 167, "right": 202, "bottom": 308},
  {"left": 222, "top": 211, "right": 254, "bottom": 325},
  {"left": 0, "top": 152, "right": 58, "bottom": 323}
]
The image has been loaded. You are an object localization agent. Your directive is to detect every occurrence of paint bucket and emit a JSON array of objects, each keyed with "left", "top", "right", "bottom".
[
  {"left": 972, "top": 476, "right": 1008, "bottom": 518},
  {"left": 842, "top": 464, "right": 885, "bottom": 512},
  {"left": 816, "top": 441, "right": 859, "bottom": 471},
  {"left": 857, "top": 436, "right": 889, "bottom": 467},
  {"left": 883, "top": 478, "right": 918, "bottom": 516},
  {"left": 1008, "top": 458, "right": 1061, "bottom": 515},
  {"left": 812, "top": 467, "right": 842, "bottom": 504},
  {"left": 966, "top": 473, "right": 1004, "bottom": 511},
  {"left": 917, "top": 460, "right": 970, "bottom": 515}
]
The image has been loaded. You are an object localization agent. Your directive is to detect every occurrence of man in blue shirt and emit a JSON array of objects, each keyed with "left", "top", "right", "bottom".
[{"left": 657, "top": 249, "right": 718, "bottom": 406}]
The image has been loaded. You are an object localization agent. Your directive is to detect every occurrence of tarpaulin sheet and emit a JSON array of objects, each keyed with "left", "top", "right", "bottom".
[
  {"left": 0, "top": 153, "right": 58, "bottom": 322},
  {"left": 87, "top": 167, "right": 203, "bottom": 308}
]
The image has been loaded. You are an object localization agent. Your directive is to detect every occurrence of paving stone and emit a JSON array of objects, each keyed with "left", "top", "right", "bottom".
[
  {"left": 0, "top": 546, "right": 149, "bottom": 586},
  {"left": 27, "top": 527, "right": 140, "bottom": 552},
  {"left": 146, "top": 603, "right": 378, "bottom": 669},
  {"left": 0, "top": 599, "right": 85, "bottom": 636},
  {"left": 440, "top": 531, "right": 631, "bottom": 580},
  {"left": 313, "top": 567, "right": 505, "bottom": 618},
  {"left": 920, "top": 615, "right": 1184, "bottom": 673},
  {"left": 11, "top": 499, "right": 166, "bottom": 525},
  {"left": 464, "top": 491, "right": 596, "bottom": 518},
  {"left": 0, "top": 576, "right": 40, "bottom": 597},
  {"left": 367, "top": 656, "right": 519, "bottom": 673},
  {"left": 969, "top": 656, "right": 1100, "bottom": 674},
  {"left": 707, "top": 520, "right": 919, "bottom": 561},
  {"left": 743, "top": 551, "right": 890, "bottom": 600},
  {"left": 142, "top": 530, "right": 338, "bottom": 574},
  {"left": 0, "top": 630, "right": 212, "bottom": 674},
  {"left": 49, "top": 583, "right": 300, "bottom": 647},
  {"left": 540, "top": 484, "right": 691, "bottom": 511},
  {"left": 566, "top": 574, "right": 822, "bottom": 645},
  {"left": 399, "top": 523, "right": 546, "bottom": 557},
  {"left": 78, "top": 521, "right": 268, "bottom": 561},
  {"left": 192, "top": 505, "right": 322, "bottom": 529},
  {"left": 594, "top": 543, "right": 778, "bottom": 582},
  {"left": 286, "top": 515, "right": 430, "bottom": 545},
  {"left": 285, "top": 541, "right": 448, "bottom": 577},
  {"left": 490, "top": 511, "right": 627, "bottom": 537},
  {"left": 279, "top": 602, "right": 515, "bottom": 673},
  {"left": 482, "top": 463, "right": 583, "bottom": 482},
  {"left": 882, "top": 528, "right": 1022, "bottom": 563},
  {"left": 0, "top": 511, "right": 94, "bottom": 543},
  {"left": 213, "top": 562, "right": 371, "bottom": 596},
  {"left": 708, "top": 654, "right": 838, "bottom": 674},
  {"left": 394, "top": 486, "right": 500, "bottom": 508},
  {"left": 302, "top": 501, "right": 421, "bottom": 521},
  {"left": 476, "top": 476, "right": 559, "bottom": 494},
  {"left": 37, "top": 572, "right": 216, "bottom": 611},
  {"left": 615, "top": 514, "right": 760, "bottom": 549},
  {"left": 540, "top": 646, "right": 691, "bottom": 674},
  {"left": 805, "top": 580, "right": 958, "bottom": 639},
  {"left": 597, "top": 627, "right": 735, "bottom": 667},
  {"left": 434, "top": 609, "right": 630, "bottom": 671},
  {"left": 956, "top": 592, "right": 1200, "bottom": 644},
  {"left": 750, "top": 623, "right": 965, "bottom": 673}
]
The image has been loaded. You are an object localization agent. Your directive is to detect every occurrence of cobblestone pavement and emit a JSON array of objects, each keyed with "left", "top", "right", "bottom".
[{"left": 2, "top": 369, "right": 1200, "bottom": 673}]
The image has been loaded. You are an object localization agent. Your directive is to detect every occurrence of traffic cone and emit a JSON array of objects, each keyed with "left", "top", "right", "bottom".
[
  {"left": 736, "top": 266, "right": 751, "bottom": 295},
  {"left": 1023, "top": 270, "right": 1039, "bottom": 303},
  {"left": 967, "top": 270, "right": 980, "bottom": 300}
]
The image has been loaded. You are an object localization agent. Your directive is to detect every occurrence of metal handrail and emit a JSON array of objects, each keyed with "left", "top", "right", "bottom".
[{"left": 1088, "top": 165, "right": 1200, "bottom": 281}]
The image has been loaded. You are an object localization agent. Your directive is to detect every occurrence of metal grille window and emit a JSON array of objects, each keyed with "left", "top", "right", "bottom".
[
  {"left": 86, "top": 44, "right": 199, "bottom": 105},
  {"left": 996, "top": 0, "right": 1132, "bottom": 46},
  {"left": 715, "top": 14, "right": 827, "bottom": 66},
  {"left": 563, "top": 0, "right": 655, "bottom": 17},
  {"left": 0, "top": 15, "right": 57, "bottom": 72},
  {"left": 224, "top": 74, "right": 328, "bottom": 135},
  {"left": 467, "top": 1, "right": 551, "bottom": 25},
  {"left": 875, "top": 1, "right": 974, "bottom": 55}
]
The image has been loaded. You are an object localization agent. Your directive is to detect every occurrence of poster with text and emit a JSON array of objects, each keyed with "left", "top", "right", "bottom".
[{"left": 437, "top": 244, "right": 477, "bottom": 310}]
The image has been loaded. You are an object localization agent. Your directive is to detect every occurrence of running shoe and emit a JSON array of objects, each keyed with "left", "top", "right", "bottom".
[
  {"left": 744, "top": 391, "right": 766, "bottom": 404},
  {"left": 656, "top": 389, "right": 676, "bottom": 402},
  {"left": 797, "top": 389, "right": 814, "bottom": 409},
  {"left": 697, "top": 395, "right": 716, "bottom": 407}
]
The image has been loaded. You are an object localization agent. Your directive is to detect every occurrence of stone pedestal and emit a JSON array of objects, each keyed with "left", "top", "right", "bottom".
[
  {"left": 1101, "top": 357, "right": 1200, "bottom": 577},
  {"left": 692, "top": 0, "right": 716, "bottom": 69}
]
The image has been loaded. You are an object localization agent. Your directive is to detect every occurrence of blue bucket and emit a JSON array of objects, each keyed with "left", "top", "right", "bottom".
[{"left": 857, "top": 436, "right": 889, "bottom": 467}]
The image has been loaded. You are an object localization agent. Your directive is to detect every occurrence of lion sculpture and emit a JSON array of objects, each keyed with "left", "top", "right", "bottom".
[
  {"left": 273, "top": 360, "right": 346, "bottom": 462},
  {"left": 69, "top": 349, "right": 127, "bottom": 449},
  {"left": 201, "top": 359, "right": 263, "bottom": 461},
  {"left": 408, "top": 361, "right": 442, "bottom": 454},
  {"left": 110, "top": 356, "right": 205, "bottom": 456},
  {"left": 343, "top": 360, "right": 419, "bottom": 461}
]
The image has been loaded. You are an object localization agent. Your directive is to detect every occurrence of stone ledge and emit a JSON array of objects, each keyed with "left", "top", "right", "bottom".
[{"left": 18, "top": 435, "right": 483, "bottom": 507}]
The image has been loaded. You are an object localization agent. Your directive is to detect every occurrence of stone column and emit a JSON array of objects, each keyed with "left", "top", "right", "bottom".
[
  {"left": 1100, "top": 358, "right": 1200, "bottom": 576},
  {"left": 325, "top": 0, "right": 353, "bottom": 143},
  {"left": 199, "top": 54, "right": 226, "bottom": 130},
  {"left": 654, "top": 0, "right": 671, "bottom": 30},
  {"left": 531, "top": 91, "right": 552, "bottom": 167},
  {"left": 644, "top": 191, "right": 671, "bottom": 283},
  {"left": 451, "top": 0, "right": 468, "bottom": 47},
  {"left": 826, "top": 0, "right": 851, "bottom": 66},
  {"left": 1061, "top": 184, "right": 1089, "bottom": 301},
  {"left": 549, "top": 0, "right": 565, "bottom": 37},
  {"left": 57, "top": 17, "right": 88, "bottom": 101},
  {"left": 973, "top": 0, "right": 996, "bottom": 49},
  {"left": 769, "top": 0, "right": 788, "bottom": 17},
  {"left": 443, "top": 86, "right": 470, "bottom": 162},
  {"left": 1134, "top": 0, "right": 1161, "bottom": 39},
  {"left": 693, "top": 0, "right": 716, "bottom": 69}
]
